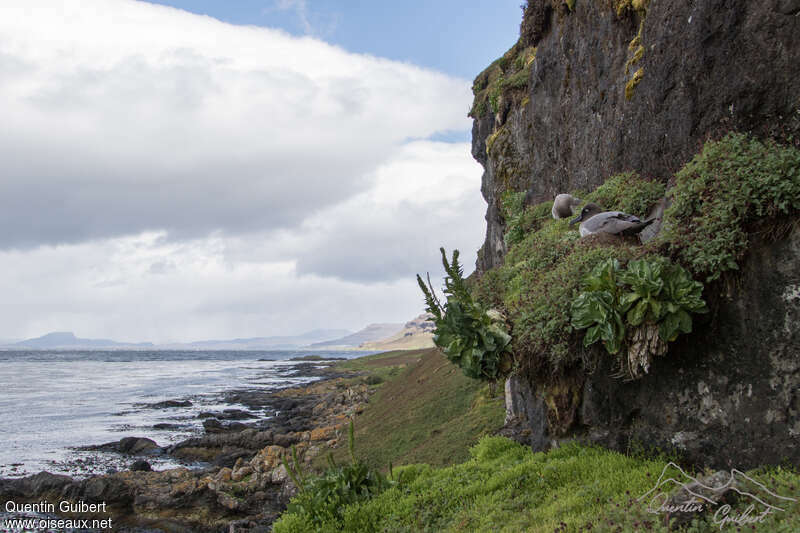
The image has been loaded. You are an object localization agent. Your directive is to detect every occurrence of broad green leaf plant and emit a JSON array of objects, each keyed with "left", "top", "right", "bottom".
[
  {"left": 418, "top": 248, "right": 513, "bottom": 382},
  {"left": 570, "top": 258, "right": 707, "bottom": 378},
  {"left": 281, "top": 420, "right": 393, "bottom": 526}
]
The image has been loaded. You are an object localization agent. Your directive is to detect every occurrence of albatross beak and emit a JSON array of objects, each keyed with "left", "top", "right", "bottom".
[{"left": 569, "top": 214, "right": 582, "bottom": 225}]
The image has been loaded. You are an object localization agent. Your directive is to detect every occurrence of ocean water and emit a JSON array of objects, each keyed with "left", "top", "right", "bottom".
[{"left": 0, "top": 350, "right": 367, "bottom": 479}]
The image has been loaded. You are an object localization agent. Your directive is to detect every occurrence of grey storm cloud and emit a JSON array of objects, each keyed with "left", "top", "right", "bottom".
[
  {"left": 0, "top": 146, "right": 382, "bottom": 248},
  {"left": 0, "top": 0, "right": 470, "bottom": 250}
]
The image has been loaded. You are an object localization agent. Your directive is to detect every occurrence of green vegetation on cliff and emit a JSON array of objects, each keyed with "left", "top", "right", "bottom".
[
  {"left": 570, "top": 257, "right": 707, "bottom": 378},
  {"left": 472, "top": 172, "right": 667, "bottom": 378},
  {"left": 469, "top": 40, "right": 535, "bottom": 118},
  {"left": 469, "top": 134, "right": 800, "bottom": 381},
  {"left": 658, "top": 133, "right": 800, "bottom": 281}
]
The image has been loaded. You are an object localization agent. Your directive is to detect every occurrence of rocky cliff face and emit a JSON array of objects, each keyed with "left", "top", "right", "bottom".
[
  {"left": 473, "top": 0, "right": 800, "bottom": 272},
  {"left": 474, "top": 1, "right": 800, "bottom": 468},
  {"left": 503, "top": 225, "right": 800, "bottom": 469}
]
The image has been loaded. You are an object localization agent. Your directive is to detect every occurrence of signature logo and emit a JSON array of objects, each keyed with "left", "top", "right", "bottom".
[{"left": 638, "top": 462, "right": 797, "bottom": 529}]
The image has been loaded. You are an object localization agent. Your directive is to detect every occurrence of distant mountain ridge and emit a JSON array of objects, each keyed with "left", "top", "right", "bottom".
[
  {"left": 13, "top": 331, "right": 153, "bottom": 349},
  {"left": 4, "top": 319, "right": 436, "bottom": 351},
  {"left": 309, "top": 323, "right": 404, "bottom": 349},
  {"left": 4, "top": 329, "right": 352, "bottom": 350},
  {"left": 175, "top": 329, "right": 352, "bottom": 350}
]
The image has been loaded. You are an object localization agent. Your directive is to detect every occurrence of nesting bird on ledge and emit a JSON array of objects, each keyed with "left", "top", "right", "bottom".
[
  {"left": 570, "top": 202, "right": 655, "bottom": 237},
  {"left": 551, "top": 193, "right": 582, "bottom": 219}
]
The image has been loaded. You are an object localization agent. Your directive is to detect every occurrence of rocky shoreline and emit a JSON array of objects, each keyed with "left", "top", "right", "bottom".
[{"left": 0, "top": 360, "right": 374, "bottom": 532}]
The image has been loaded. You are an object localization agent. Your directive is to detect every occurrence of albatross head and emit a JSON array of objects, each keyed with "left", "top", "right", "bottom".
[{"left": 570, "top": 202, "right": 602, "bottom": 225}]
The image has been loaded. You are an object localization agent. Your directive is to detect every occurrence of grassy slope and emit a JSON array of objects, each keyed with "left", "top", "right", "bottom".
[
  {"left": 318, "top": 348, "right": 506, "bottom": 471},
  {"left": 277, "top": 348, "right": 800, "bottom": 532},
  {"left": 279, "top": 436, "right": 800, "bottom": 533}
]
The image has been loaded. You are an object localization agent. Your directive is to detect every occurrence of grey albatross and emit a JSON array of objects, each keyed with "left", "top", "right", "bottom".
[
  {"left": 551, "top": 194, "right": 582, "bottom": 219},
  {"left": 570, "top": 202, "right": 655, "bottom": 237}
]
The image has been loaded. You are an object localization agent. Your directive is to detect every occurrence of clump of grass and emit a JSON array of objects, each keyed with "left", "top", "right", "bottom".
[
  {"left": 658, "top": 133, "right": 800, "bottom": 281},
  {"left": 501, "top": 191, "right": 554, "bottom": 248},
  {"left": 584, "top": 171, "right": 665, "bottom": 219},
  {"left": 278, "top": 420, "right": 393, "bottom": 528}
]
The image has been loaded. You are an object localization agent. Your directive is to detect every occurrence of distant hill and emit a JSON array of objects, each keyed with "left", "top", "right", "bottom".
[
  {"left": 359, "top": 314, "right": 435, "bottom": 351},
  {"left": 6, "top": 329, "right": 352, "bottom": 350},
  {"left": 13, "top": 332, "right": 153, "bottom": 349},
  {"left": 177, "top": 329, "right": 352, "bottom": 350},
  {"left": 308, "top": 323, "right": 404, "bottom": 349}
]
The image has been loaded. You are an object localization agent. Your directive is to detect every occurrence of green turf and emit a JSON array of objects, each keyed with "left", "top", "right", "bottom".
[{"left": 318, "top": 348, "right": 506, "bottom": 471}]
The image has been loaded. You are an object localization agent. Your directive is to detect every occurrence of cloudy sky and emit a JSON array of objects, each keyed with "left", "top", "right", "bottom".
[{"left": 0, "top": 0, "right": 521, "bottom": 343}]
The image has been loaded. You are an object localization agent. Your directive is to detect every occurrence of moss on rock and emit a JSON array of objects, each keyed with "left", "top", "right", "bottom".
[
  {"left": 471, "top": 134, "right": 799, "bottom": 383},
  {"left": 469, "top": 39, "right": 535, "bottom": 119},
  {"left": 656, "top": 133, "right": 800, "bottom": 281},
  {"left": 583, "top": 171, "right": 665, "bottom": 216}
]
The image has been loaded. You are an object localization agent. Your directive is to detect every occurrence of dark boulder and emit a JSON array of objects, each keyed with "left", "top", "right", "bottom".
[
  {"left": 198, "top": 409, "right": 254, "bottom": 420},
  {"left": 145, "top": 399, "right": 192, "bottom": 409},
  {"left": 0, "top": 471, "right": 73, "bottom": 499},
  {"left": 153, "top": 422, "right": 182, "bottom": 430},
  {"left": 202, "top": 418, "right": 224, "bottom": 433},
  {"left": 201, "top": 419, "right": 247, "bottom": 434},
  {"left": 130, "top": 460, "right": 152, "bottom": 472},
  {"left": 82, "top": 437, "right": 163, "bottom": 456},
  {"left": 212, "top": 449, "right": 252, "bottom": 469}
]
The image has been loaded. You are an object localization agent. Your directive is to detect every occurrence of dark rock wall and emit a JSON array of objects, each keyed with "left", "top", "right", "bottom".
[
  {"left": 504, "top": 218, "right": 800, "bottom": 470},
  {"left": 474, "top": 0, "right": 800, "bottom": 272},
  {"left": 477, "top": 1, "right": 800, "bottom": 467}
]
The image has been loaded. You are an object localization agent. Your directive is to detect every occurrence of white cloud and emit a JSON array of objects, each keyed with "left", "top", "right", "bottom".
[
  {"left": 0, "top": 231, "right": 446, "bottom": 343},
  {"left": 0, "top": 0, "right": 471, "bottom": 248},
  {"left": 291, "top": 140, "right": 486, "bottom": 282},
  {"left": 0, "top": 0, "right": 485, "bottom": 341}
]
